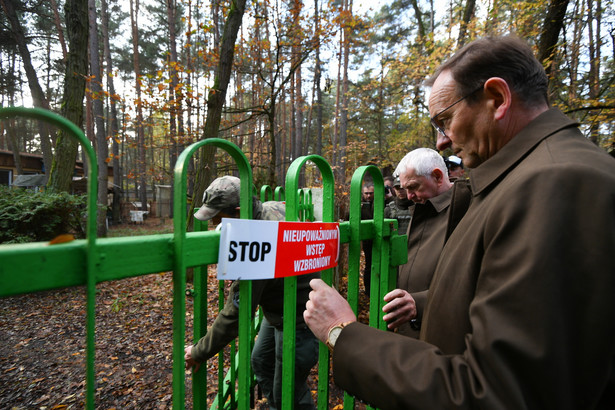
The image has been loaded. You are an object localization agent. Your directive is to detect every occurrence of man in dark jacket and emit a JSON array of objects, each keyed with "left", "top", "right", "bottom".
[
  {"left": 382, "top": 148, "right": 456, "bottom": 339},
  {"left": 184, "top": 176, "right": 318, "bottom": 410},
  {"left": 303, "top": 35, "right": 615, "bottom": 409}
]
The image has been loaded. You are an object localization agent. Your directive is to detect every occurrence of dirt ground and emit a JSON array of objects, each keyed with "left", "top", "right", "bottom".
[{"left": 0, "top": 217, "right": 356, "bottom": 409}]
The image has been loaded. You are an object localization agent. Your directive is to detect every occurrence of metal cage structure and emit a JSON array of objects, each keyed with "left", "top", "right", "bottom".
[{"left": 0, "top": 107, "right": 408, "bottom": 409}]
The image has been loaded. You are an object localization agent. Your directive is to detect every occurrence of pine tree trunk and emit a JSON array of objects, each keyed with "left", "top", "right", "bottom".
[
  {"left": 190, "top": 0, "right": 247, "bottom": 229},
  {"left": 537, "top": 0, "right": 570, "bottom": 77},
  {"left": 89, "top": 0, "right": 108, "bottom": 236},
  {"left": 167, "top": 0, "right": 180, "bottom": 218},
  {"left": 101, "top": 0, "right": 122, "bottom": 224},
  {"left": 339, "top": 0, "right": 351, "bottom": 182},
  {"left": 1, "top": 0, "right": 53, "bottom": 177},
  {"left": 457, "top": 0, "right": 476, "bottom": 47},
  {"left": 314, "top": 0, "right": 323, "bottom": 157},
  {"left": 47, "top": 0, "right": 89, "bottom": 193}
]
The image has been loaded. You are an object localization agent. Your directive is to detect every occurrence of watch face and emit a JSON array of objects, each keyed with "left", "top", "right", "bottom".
[{"left": 329, "top": 326, "right": 342, "bottom": 345}]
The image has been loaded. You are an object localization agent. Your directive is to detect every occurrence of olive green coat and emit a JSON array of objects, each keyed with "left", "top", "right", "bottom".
[{"left": 333, "top": 109, "right": 615, "bottom": 409}]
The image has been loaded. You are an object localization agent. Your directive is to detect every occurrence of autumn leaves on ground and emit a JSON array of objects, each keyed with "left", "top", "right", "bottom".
[{"left": 0, "top": 218, "right": 355, "bottom": 409}]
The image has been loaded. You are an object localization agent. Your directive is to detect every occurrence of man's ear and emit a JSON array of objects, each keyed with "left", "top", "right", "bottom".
[
  {"left": 432, "top": 168, "right": 445, "bottom": 183},
  {"left": 484, "top": 77, "right": 511, "bottom": 121}
]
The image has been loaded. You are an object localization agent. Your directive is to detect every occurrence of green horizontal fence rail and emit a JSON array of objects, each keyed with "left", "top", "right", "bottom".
[{"left": 0, "top": 107, "right": 408, "bottom": 409}]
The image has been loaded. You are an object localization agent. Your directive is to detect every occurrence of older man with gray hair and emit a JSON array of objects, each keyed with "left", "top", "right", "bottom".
[{"left": 382, "top": 148, "right": 464, "bottom": 339}]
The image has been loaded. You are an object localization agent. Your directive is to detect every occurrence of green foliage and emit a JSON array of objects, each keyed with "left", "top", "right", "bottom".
[{"left": 0, "top": 185, "right": 87, "bottom": 244}]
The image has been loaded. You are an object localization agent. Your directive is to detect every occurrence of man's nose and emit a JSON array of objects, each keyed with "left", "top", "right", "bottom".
[{"left": 436, "top": 133, "right": 451, "bottom": 151}]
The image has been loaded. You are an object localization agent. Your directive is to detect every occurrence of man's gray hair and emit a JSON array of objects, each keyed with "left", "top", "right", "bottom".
[{"left": 394, "top": 148, "right": 448, "bottom": 178}]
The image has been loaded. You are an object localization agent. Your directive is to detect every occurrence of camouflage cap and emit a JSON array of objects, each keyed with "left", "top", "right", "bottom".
[{"left": 194, "top": 176, "right": 240, "bottom": 221}]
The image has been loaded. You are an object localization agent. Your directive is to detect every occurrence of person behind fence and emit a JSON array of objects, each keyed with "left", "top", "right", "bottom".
[
  {"left": 383, "top": 175, "right": 395, "bottom": 204},
  {"left": 360, "top": 182, "right": 375, "bottom": 295},
  {"left": 184, "top": 176, "right": 318, "bottom": 410},
  {"left": 445, "top": 154, "right": 465, "bottom": 180},
  {"left": 383, "top": 176, "right": 413, "bottom": 237},
  {"left": 382, "top": 148, "right": 467, "bottom": 340},
  {"left": 303, "top": 35, "right": 615, "bottom": 408}
]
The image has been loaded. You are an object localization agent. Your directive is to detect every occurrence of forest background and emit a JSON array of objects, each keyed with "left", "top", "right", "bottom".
[{"left": 1, "top": 0, "right": 614, "bottom": 236}]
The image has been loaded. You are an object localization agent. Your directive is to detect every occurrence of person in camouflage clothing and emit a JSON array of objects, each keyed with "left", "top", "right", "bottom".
[
  {"left": 384, "top": 176, "right": 413, "bottom": 236},
  {"left": 184, "top": 176, "right": 319, "bottom": 409}
]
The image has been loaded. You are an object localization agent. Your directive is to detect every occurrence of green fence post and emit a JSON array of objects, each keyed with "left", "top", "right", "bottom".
[
  {"left": 346, "top": 165, "right": 384, "bottom": 409},
  {"left": 192, "top": 218, "right": 208, "bottom": 409},
  {"left": 284, "top": 155, "right": 335, "bottom": 409},
  {"left": 274, "top": 186, "right": 285, "bottom": 202},
  {"left": 260, "top": 185, "right": 273, "bottom": 202},
  {"left": 0, "top": 107, "right": 99, "bottom": 409},
  {"left": 172, "top": 138, "right": 252, "bottom": 409}
]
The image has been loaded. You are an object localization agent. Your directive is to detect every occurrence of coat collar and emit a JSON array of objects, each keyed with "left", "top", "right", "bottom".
[
  {"left": 426, "top": 185, "right": 454, "bottom": 213},
  {"left": 469, "top": 108, "right": 579, "bottom": 196}
]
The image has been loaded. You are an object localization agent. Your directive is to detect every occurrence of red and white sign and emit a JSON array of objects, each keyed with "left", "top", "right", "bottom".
[{"left": 217, "top": 218, "right": 339, "bottom": 280}]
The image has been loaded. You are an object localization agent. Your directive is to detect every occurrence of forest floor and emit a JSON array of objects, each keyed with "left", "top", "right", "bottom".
[{"left": 0, "top": 217, "right": 369, "bottom": 409}]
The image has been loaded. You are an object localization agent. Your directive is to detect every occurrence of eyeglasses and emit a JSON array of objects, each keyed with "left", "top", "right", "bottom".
[{"left": 430, "top": 84, "right": 484, "bottom": 138}]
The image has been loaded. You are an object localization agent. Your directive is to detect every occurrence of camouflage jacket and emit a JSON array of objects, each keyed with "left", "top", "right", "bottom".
[{"left": 384, "top": 197, "right": 413, "bottom": 236}]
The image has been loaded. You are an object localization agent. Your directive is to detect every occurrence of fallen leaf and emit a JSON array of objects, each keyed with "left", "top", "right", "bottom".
[{"left": 49, "top": 234, "right": 75, "bottom": 245}]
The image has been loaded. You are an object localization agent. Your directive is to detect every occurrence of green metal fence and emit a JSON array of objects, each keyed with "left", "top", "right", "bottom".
[{"left": 0, "top": 107, "right": 407, "bottom": 409}]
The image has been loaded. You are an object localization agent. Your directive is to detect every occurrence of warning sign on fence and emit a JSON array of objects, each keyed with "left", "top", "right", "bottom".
[{"left": 216, "top": 218, "right": 339, "bottom": 280}]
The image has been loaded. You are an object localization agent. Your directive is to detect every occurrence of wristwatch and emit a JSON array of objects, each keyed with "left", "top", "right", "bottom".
[{"left": 326, "top": 321, "right": 353, "bottom": 351}]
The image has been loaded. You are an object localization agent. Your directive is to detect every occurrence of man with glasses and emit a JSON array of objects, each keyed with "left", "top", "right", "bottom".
[{"left": 304, "top": 35, "right": 615, "bottom": 408}]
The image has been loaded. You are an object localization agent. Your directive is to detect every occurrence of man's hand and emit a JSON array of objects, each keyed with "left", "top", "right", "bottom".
[
  {"left": 304, "top": 279, "right": 356, "bottom": 343},
  {"left": 184, "top": 345, "right": 201, "bottom": 373},
  {"left": 382, "top": 289, "right": 417, "bottom": 330}
]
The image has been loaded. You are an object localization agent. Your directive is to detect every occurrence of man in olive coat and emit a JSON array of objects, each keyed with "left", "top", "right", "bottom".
[
  {"left": 382, "top": 148, "right": 455, "bottom": 339},
  {"left": 304, "top": 35, "right": 615, "bottom": 409}
]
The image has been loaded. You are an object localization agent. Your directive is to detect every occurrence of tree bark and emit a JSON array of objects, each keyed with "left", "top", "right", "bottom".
[
  {"left": 1, "top": 0, "right": 53, "bottom": 176},
  {"left": 167, "top": 0, "right": 180, "bottom": 218},
  {"left": 291, "top": 0, "right": 303, "bottom": 163},
  {"left": 537, "top": 0, "right": 570, "bottom": 77},
  {"left": 49, "top": 0, "right": 68, "bottom": 60},
  {"left": 129, "top": 0, "right": 148, "bottom": 211},
  {"left": 189, "top": 0, "right": 247, "bottom": 229},
  {"left": 457, "top": 0, "right": 476, "bottom": 48},
  {"left": 47, "top": 0, "right": 89, "bottom": 193},
  {"left": 409, "top": 0, "right": 426, "bottom": 41},
  {"left": 101, "top": 0, "right": 122, "bottom": 224},
  {"left": 339, "top": 0, "right": 351, "bottom": 182},
  {"left": 314, "top": 0, "right": 323, "bottom": 157},
  {"left": 89, "top": 0, "right": 108, "bottom": 236}
]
